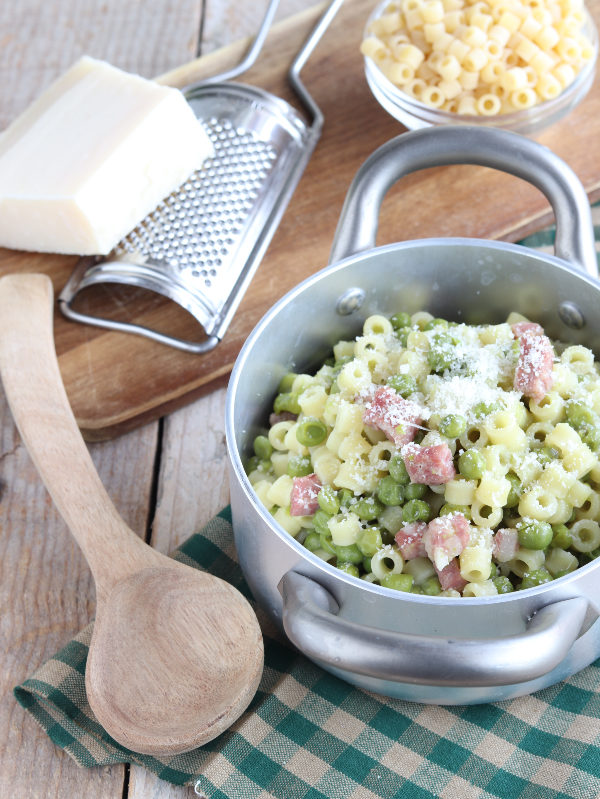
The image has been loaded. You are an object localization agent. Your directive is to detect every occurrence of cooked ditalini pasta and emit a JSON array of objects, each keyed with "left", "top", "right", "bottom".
[
  {"left": 247, "top": 309, "right": 600, "bottom": 598},
  {"left": 360, "top": 0, "right": 595, "bottom": 116}
]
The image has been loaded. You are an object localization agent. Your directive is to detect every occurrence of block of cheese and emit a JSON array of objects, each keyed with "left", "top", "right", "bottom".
[{"left": 0, "top": 56, "right": 213, "bottom": 255}]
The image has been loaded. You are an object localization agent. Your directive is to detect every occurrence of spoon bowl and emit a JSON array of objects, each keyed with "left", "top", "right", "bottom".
[{"left": 0, "top": 273, "right": 263, "bottom": 755}]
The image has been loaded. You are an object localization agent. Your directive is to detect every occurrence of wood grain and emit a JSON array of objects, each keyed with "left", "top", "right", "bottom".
[{"left": 1, "top": 0, "right": 598, "bottom": 440}]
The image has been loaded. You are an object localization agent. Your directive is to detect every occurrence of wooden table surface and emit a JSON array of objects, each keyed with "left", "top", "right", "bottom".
[
  {"left": 0, "top": 1, "right": 598, "bottom": 797},
  {"left": 0, "top": 2, "right": 311, "bottom": 797}
]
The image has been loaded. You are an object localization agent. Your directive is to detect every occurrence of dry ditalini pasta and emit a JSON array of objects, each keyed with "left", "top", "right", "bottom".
[
  {"left": 246, "top": 310, "right": 600, "bottom": 598},
  {"left": 360, "top": 0, "right": 596, "bottom": 115}
]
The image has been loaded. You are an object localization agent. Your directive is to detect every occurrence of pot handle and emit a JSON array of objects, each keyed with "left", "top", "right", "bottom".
[
  {"left": 329, "top": 126, "right": 597, "bottom": 279},
  {"left": 280, "top": 571, "right": 588, "bottom": 687}
]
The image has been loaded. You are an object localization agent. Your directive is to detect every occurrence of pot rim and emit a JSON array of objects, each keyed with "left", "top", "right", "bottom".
[{"left": 226, "top": 235, "right": 600, "bottom": 606}]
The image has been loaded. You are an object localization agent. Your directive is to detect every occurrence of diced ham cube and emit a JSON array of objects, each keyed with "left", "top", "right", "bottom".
[
  {"left": 290, "top": 474, "right": 322, "bottom": 516},
  {"left": 512, "top": 322, "right": 554, "bottom": 403},
  {"left": 435, "top": 558, "right": 468, "bottom": 593},
  {"left": 511, "top": 321, "right": 544, "bottom": 338},
  {"left": 395, "top": 522, "right": 428, "bottom": 559},
  {"left": 362, "top": 386, "right": 421, "bottom": 446},
  {"left": 403, "top": 443, "right": 455, "bottom": 485},
  {"left": 492, "top": 527, "right": 519, "bottom": 562},
  {"left": 424, "top": 513, "right": 470, "bottom": 571}
]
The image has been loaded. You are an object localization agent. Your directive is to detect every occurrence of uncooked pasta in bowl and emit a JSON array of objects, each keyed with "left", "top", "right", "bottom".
[{"left": 361, "top": 0, "right": 598, "bottom": 134}]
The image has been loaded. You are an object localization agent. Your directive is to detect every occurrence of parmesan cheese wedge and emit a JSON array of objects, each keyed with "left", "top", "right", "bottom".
[{"left": 0, "top": 56, "right": 213, "bottom": 255}]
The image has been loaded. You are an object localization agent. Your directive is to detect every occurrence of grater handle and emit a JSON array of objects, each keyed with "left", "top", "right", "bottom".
[
  {"left": 288, "top": 0, "right": 346, "bottom": 137},
  {"left": 189, "top": 0, "right": 282, "bottom": 87}
]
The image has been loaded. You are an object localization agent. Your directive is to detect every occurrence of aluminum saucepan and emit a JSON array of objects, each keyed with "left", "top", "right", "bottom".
[{"left": 225, "top": 126, "right": 600, "bottom": 704}]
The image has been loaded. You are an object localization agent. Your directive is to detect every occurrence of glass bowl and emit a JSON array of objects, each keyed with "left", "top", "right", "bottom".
[{"left": 363, "top": 1, "right": 598, "bottom": 136}]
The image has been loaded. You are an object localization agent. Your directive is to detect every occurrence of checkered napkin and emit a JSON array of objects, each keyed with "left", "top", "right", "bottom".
[
  {"left": 14, "top": 506, "right": 600, "bottom": 798},
  {"left": 14, "top": 210, "right": 600, "bottom": 797}
]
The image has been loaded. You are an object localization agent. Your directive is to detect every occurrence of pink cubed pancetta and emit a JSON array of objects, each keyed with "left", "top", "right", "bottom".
[
  {"left": 424, "top": 513, "right": 470, "bottom": 571},
  {"left": 362, "top": 386, "right": 421, "bottom": 446},
  {"left": 290, "top": 474, "right": 322, "bottom": 516},
  {"left": 492, "top": 527, "right": 519, "bottom": 562},
  {"left": 435, "top": 558, "right": 468, "bottom": 593},
  {"left": 402, "top": 443, "right": 455, "bottom": 485},
  {"left": 512, "top": 322, "right": 554, "bottom": 403},
  {"left": 395, "top": 522, "right": 428, "bottom": 559}
]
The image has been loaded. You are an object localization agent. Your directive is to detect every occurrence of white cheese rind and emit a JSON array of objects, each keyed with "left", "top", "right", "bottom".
[{"left": 0, "top": 56, "right": 213, "bottom": 255}]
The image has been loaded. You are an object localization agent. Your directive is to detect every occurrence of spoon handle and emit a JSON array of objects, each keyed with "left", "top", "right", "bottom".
[{"left": 0, "top": 273, "right": 160, "bottom": 598}]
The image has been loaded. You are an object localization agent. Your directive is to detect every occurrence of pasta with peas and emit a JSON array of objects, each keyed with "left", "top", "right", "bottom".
[
  {"left": 361, "top": 0, "right": 596, "bottom": 116},
  {"left": 245, "top": 309, "right": 600, "bottom": 597}
]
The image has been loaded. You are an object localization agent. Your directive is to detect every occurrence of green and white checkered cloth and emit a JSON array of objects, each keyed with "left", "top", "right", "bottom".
[
  {"left": 14, "top": 209, "right": 600, "bottom": 797},
  {"left": 14, "top": 507, "right": 600, "bottom": 798}
]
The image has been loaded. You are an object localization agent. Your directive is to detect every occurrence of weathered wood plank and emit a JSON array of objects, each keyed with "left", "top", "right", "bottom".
[
  {"left": 0, "top": 0, "right": 203, "bottom": 127},
  {"left": 0, "top": 0, "right": 203, "bottom": 797}
]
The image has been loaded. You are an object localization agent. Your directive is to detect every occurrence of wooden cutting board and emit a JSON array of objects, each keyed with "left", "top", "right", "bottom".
[{"left": 1, "top": 0, "right": 599, "bottom": 440}]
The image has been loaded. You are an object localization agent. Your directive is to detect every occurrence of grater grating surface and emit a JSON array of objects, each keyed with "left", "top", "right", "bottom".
[
  {"left": 59, "top": 0, "right": 345, "bottom": 354},
  {"left": 115, "top": 117, "right": 279, "bottom": 303}
]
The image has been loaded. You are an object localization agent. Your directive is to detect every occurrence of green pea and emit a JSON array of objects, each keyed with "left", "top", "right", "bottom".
[
  {"left": 317, "top": 486, "right": 340, "bottom": 515},
  {"left": 536, "top": 446, "right": 559, "bottom": 466},
  {"left": 438, "top": 414, "right": 467, "bottom": 438},
  {"left": 303, "top": 532, "right": 321, "bottom": 552},
  {"left": 519, "top": 569, "right": 553, "bottom": 590},
  {"left": 551, "top": 524, "right": 572, "bottom": 549},
  {"left": 278, "top": 372, "right": 298, "bottom": 393},
  {"left": 390, "top": 312, "right": 412, "bottom": 329},
  {"left": 273, "top": 391, "right": 301, "bottom": 415},
  {"left": 381, "top": 573, "right": 414, "bottom": 592},
  {"left": 357, "top": 527, "right": 383, "bottom": 557},
  {"left": 458, "top": 448, "right": 486, "bottom": 479},
  {"left": 287, "top": 454, "right": 313, "bottom": 477},
  {"left": 489, "top": 562, "right": 498, "bottom": 578},
  {"left": 377, "top": 476, "right": 405, "bottom": 506},
  {"left": 319, "top": 533, "right": 336, "bottom": 556},
  {"left": 334, "top": 544, "right": 363, "bottom": 565},
  {"left": 566, "top": 400, "right": 597, "bottom": 431},
  {"left": 253, "top": 435, "right": 273, "bottom": 459},
  {"left": 332, "top": 355, "right": 354, "bottom": 375},
  {"left": 395, "top": 328, "right": 410, "bottom": 346},
  {"left": 313, "top": 509, "right": 332, "bottom": 537},
  {"left": 411, "top": 585, "right": 425, "bottom": 594},
  {"left": 339, "top": 488, "right": 354, "bottom": 507},
  {"left": 583, "top": 426, "right": 600, "bottom": 451},
  {"left": 439, "top": 503, "right": 471, "bottom": 520},
  {"left": 245, "top": 455, "right": 259, "bottom": 473},
  {"left": 337, "top": 562, "right": 360, "bottom": 578},
  {"left": 387, "top": 374, "right": 418, "bottom": 397},
  {"left": 424, "top": 317, "right": 449, "bottom": 330},
  {"left": 353, "top": 496, "right": 384, "bottom": 520},
  {"left": 404, "top": 482, "right": 428, "bottom": 500},
  {"left": 505, "top": 471, "right": 521, "bottom": 508},
  {"left": 422, "top": 576, "right": 442, "bottom": 595},
  {"left": 518, "top": 520, "right": 553, "bottom": 550},
  {"left": 427, "top": 333, "right": 456, "bottom": 373},
  {"left": 388, "top": 454, "right": 410, "bottom": 485},
  {"left": 492, "top": 575, "right": 514, "bottom": 594},
  {"left": 402, "top": 499, "right": 431, "bottom": 523},
  {"left": 296, "top": 417, "right": 327, "bottom": 447},
  {"left": 472, "top": 400, "right": 502, "bottom": 419},
  {"left": 245, "top": 455, "right": 271, "bottom": 474}
]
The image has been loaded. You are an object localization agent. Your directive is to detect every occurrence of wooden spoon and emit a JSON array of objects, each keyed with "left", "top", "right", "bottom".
[{"left": 0, "top": 273, "right": 263, "bottom": 755}]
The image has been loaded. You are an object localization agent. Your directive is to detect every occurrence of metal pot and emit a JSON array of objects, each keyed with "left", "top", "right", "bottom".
[{"left": 225, "top": 126, "right": 600, "bottom": 704}]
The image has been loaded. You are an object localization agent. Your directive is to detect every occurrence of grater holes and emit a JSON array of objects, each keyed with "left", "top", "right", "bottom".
[{"left": 113, "top": 116, "right": 278, "bottom": 276}]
